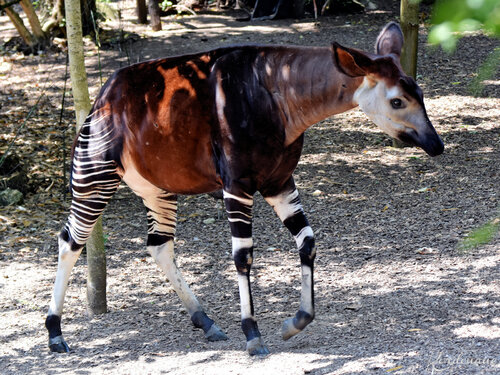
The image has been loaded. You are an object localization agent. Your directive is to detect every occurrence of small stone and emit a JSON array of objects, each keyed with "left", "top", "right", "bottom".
[{"left": 203, "top": 218, "right": 215, "bottom": 224}]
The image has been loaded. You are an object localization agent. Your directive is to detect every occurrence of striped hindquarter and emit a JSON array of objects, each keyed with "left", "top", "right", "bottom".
[{"left": 46, "top": 113, "right": 122, "bottom": 352}]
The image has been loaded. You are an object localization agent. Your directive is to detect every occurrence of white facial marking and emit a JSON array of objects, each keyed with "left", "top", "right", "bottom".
[
  {"left": 354, "top": 78, "right": 406, "bottom": 138},
  {"left": 386, "top": 85, "right": 400, "bottom": 99}
]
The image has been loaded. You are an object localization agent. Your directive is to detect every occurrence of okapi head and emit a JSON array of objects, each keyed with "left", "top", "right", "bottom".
[{"left": 332, "top": 22, "right": 444, "bottom": 157}]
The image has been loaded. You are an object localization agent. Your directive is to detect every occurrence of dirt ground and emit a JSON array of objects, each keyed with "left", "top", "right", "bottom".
[{"left": 1, "top": 1, "right": 499, "bottom": 374}]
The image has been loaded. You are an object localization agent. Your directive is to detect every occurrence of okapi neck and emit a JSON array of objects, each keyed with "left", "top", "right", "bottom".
[{"left": 259, "top": 47, "right": 362, "bottom": 146}]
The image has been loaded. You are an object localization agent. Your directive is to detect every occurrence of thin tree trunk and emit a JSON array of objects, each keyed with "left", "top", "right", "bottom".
[
  {"left": 65, "top": 0, "right": 108, "bottom": 316},
  {"left": 0, "top": 0, "right": 35, "bottom": 45},
  {"left": 86, "top": 216, "right": 107, "bottom": 314},
  {"left": 400, "top": 0, "right": 419, "bottom": 78},
  {"left": 137, "top": 0, "right": 147, "bottom": 24},
  {"left": 19, "top": 0, "right": 45, "bottom": 41},
  {"left": 394, "top": 0, "right": 419, "bottom": 149},
  {"left": 148, "top": 0, "right": 162, "bottom": 31}
]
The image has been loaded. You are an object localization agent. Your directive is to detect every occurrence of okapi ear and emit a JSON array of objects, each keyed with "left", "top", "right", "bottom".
[
  {"left": 375, "top": 22, "right": 404, "bottom": 57},
  {"left": 332, "top": 42, "right": 374, "bottom": 77}
]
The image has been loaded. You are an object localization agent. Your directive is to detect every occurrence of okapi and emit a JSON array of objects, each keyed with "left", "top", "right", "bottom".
[{"left": 46, "top": 22, "right": 444, "bottom": 356}]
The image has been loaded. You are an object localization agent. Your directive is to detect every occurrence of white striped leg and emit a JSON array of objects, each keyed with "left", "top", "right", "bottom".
[
  {"left": 265, "top": 187, "right": 316, "bottom": 341},
  {"left": 46, "top": 113, "right": 122, "bottom": 352},
  {"left": 143, "top": 191, "right": 227, "bottom": 342},
  {"left": 224, "top": 190, "right": 269, "bottom": 355},
  {"left": 46, "top": 175, "right": 121, "bottom": 352}
]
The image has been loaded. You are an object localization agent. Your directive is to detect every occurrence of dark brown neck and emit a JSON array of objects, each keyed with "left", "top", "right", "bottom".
[{"left": 261, "top": 46, "right": 363, "bottom": 146}]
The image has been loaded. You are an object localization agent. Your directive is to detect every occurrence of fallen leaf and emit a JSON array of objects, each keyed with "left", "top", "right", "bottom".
[{"left": 386, "top": 365, "right": 403, "bottom": 372}]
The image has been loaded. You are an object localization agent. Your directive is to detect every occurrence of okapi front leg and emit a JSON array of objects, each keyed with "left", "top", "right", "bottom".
[
  {"left": 265, "top": 186, "right": 316, "bottom": 340},
  {"left": 223, "top": 190, "right": 269, "bottom": 356},
  {"left": 141, "top": 190, "right": 227, "bottom": 342}
]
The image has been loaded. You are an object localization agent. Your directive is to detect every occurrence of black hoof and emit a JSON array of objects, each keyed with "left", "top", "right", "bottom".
[
  {"left": 48, "top": 335, "right": 71, "bottom": 353},
  {"left": 205, "top": 323, "right": 228, "bottom": 342},
  {"left": 246, "top": 337, "right": 270, "bottom": 356}
]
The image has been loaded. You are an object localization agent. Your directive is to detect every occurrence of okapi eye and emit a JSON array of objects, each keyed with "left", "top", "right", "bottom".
[{"left": 390, "top": 98, "right": 403, "bottom": 109}]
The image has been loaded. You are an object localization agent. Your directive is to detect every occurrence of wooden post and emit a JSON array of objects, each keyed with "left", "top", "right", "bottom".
[
  {"left": 137, "top": 0, "right": 148, "bottom": 24},
  {"left": 400, "top": 0, "right": 419, "bottom": 78},
  {"left": 148, "top": 0, "right": 162, "bottom": 31},
  {"left": 394, "top": 0, "right": 419, "bottom": 149}
]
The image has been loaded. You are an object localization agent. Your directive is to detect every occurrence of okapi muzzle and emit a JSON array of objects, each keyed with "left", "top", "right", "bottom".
[{"left": 45, "top": 21, "right": 444, "bottom": 357}]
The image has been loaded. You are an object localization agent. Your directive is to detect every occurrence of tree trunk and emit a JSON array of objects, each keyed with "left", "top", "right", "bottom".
[
  {"left": 65, "top": 0, "right": 108, "bottom": 316},
  {"left": 137, "top": 0, "right": 147, "bottom": 24},
  {"left": 86, "top": 216, "right": 107, "bottom": 314},
  {"left": 393, "top": 0, "right": 419, "bottom": 149},
  {"left": 0, "top": 0, "right": 35, "bottom": 45},
  {"left": 148, "top": 0, "right": 162, "bottom": 31},
  {"left": 400, "top": 0, "right": 419, "bottom": 78},
  {"left": 19, "top": 0, "right": 46, "bottom": 41}
]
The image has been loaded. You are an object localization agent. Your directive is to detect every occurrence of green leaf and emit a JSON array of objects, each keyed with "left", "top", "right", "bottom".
[{"left": 459, "top": 218, "right": 500, "bottom": 251}]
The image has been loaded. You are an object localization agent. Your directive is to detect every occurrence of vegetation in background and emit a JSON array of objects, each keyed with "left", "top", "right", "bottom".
[{"left": 429, "top": 0, "right": 500, "bottom": 51}]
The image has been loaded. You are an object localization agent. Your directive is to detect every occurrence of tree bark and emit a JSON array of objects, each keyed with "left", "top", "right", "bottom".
[
  {"left": 19, "top": 0, "right": 46, "bottom": 41},
  {"left": 86, "top": 216, "right": 107, "bottom": 314},
  {"left": 65, "top": 0, "right": 107, "bottom": 316},
  {"left": 393, "top": 0, "right": 419, "bottom": 149},
  {"left": 137, "top": 0, "right": 147, "bottom": 24},
  {"left": 400, "top": 0, "right": 419, "bottom": 78},
  {"left": 0, "top": 0, "right": 35, "bottom": 45},
  {"left": 148, "top": 0, "right": 162, "bottom": 31}
]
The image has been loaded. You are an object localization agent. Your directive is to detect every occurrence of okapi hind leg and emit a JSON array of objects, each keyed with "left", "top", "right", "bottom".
[
  {"left": 264, "top": 182, "right": 316, "bottom": 341},
  {"left": 141, "top": 190, "right": 227, "bottom": 342},
  {"left": 45, "top": 238, "right": 83, "bottom": 353},
  {"left": 46, "top": 112, "right": 122, "bottom": 352}
]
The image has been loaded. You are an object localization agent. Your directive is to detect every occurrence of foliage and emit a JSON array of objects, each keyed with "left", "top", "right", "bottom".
[
  {"left": 429, "top": 0, "right": 500, "bottom": 52},
  {"left": 467, "top": 45, "right": 500, "bottom": 96},
  {"left": 459, "top": 217, "right": 500, "bottom": 252}
]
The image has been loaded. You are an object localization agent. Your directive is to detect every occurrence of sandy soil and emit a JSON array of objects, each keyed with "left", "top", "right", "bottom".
[{"left": 0, "top": 1, "right": 499, "bottom": 374}]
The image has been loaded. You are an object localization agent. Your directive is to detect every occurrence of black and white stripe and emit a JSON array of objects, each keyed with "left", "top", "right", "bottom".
[
  {"left": 265, "top": 186, "right": 316, "bottom": 340},
  {"left": 61, "top": 113, "right": 121, "bottom": 250},
  {"left": 46, "top": 112, "right": 122, "bottom": 352},
  {"left": 223, "top": 189, "right": 268, "bottom": 355}
]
